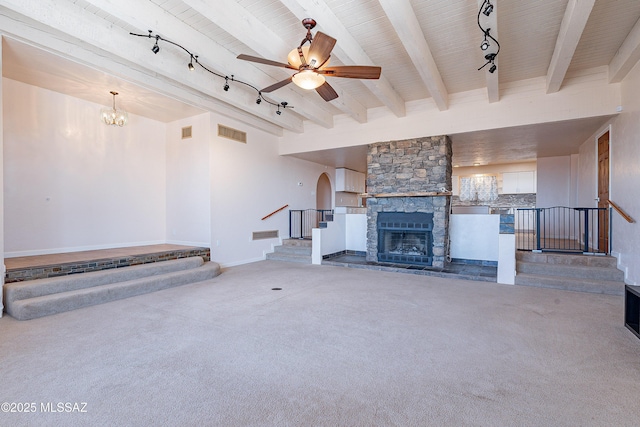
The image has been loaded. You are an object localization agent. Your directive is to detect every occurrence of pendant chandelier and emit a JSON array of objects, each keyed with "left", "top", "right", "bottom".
[{"left": 100, "top": 91, "right": 128, "bottom": 127}]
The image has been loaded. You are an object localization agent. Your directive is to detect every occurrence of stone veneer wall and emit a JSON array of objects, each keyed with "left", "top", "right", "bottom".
[
  {"left": 366, "top": 136, "right": 452, "bottom": 268},
  {"left": 452, "top": 193, "right": 536, "bottom": 209}
]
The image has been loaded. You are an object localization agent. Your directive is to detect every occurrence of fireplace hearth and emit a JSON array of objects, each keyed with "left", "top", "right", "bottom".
[{"left": 378, "top": 212, "right": 433, "bottom": 266}]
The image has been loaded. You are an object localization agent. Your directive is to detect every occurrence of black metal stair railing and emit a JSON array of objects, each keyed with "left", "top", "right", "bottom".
[
  {"left": 289, "top": 209, "right": 334, "bottom": 239},
  {"left": 515, "top": 206, "right": 609, "bottom": 254}
]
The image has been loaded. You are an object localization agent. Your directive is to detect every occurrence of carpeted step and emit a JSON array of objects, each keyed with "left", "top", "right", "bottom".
[
  {"left": 516, "top": 252, "right": 618, "bottom": 268},
  {"left": 4, "top": 258, "right": 221, "bottom": 320},
  {"left": 4, "top": 256, "right": 206, "bottom": 302},
  {"left": 273, "top": 245, "right": 312, "bottom": 256},
  {"left": 516, "top": 261, "right": 624, "bottom": 282},
  {"left": 515, "top": 273, "right": 624, "bottom": 296},
  {"left": 282, "top": 238, "right": 312, "bottom": 248},
  {"left": 265, "top": 252, "right": 312, "bottom": 264}
]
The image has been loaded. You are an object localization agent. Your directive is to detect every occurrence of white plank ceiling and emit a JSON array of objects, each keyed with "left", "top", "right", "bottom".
[{"left": 2, "top": 0, "right": 639, "bottom": 169}]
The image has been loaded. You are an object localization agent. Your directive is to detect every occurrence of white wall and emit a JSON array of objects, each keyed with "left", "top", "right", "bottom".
[
  {"left": 0, "top": 43, "right": 4, "bottom": 313},
  {"left": 536, "top": 156, "right": 572, "bottom": 208},
  {"left": 280, "top": 71, "right": 621, "bottom": 156},
  {"left": 449, "top": 214, "right": 499, "bottom": 261},
  {"left": 345, "top": 214, "right": 367, "bottom": 252},
  {"left": 575, "top": 59, "right": 640, "bottom": 284},
  {"left": 209, "top": 114, "right": 334, "bottom": 266},
  {"left": 3, "top": 79, "right": 167, "bottom": 256},
  {"left": 166, "top": 113, "right": 211, "bottom": 246},
  {"left": 576, "top": 128, "right": 599, "bottom": 209},
  {"left": 604, "top": 60, "right": 640, "bottom": 285}
]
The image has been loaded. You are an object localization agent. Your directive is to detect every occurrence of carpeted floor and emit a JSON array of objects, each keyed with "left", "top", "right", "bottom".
[{"left": 1, "top": 260, "right": 639, "bottom": 426}]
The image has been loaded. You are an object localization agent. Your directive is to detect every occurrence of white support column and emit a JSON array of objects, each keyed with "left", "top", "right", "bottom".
[{"left": 498, "top": 235, "right": 516, "bottom": 285}]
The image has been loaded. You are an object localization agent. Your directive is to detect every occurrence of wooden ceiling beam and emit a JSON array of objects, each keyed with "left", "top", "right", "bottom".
[
  {"left": 546, "top": 0, "right": 596, "bottom": 93},
  {"left": 378, "top": 0, "right": 448, "bottom": 111},
  {"left": 609, "top": 16, "right": 640, "bottom": 83}
]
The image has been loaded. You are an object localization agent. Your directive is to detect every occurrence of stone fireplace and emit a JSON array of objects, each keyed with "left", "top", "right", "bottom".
[{"left": 366, "top": 136, "right": 452, "bottom": 268}]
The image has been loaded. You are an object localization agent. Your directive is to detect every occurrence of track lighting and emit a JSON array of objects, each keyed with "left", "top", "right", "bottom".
[
  {"left": 477, "top": 1, "right": 500, "bottom": 73},
  {"left": 130, "top": 30, "right": 293, "bottom": 114}
]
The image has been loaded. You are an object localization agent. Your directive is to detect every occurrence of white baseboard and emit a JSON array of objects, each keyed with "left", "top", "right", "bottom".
[
  {"left": 219, "top": 256, "right": 267, "bottom": 268},
  {"left": 164, "top": 240, "right": 210, "bottom": 247}
]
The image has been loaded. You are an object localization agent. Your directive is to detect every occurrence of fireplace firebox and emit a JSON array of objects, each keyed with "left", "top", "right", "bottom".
[{"left": 377, "top": 212, "right": 433, "bottom": 266}]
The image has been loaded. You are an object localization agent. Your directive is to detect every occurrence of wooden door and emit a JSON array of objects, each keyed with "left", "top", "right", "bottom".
[{"left": 597, "top": 131, "right": 610, "bottom": 252}]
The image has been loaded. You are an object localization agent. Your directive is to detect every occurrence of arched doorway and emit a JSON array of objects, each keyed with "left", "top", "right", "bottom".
[{"left": 316, "top": 173, "right": 332, "bottom": 210}]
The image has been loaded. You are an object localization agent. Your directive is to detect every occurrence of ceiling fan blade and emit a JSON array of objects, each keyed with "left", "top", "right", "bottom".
[
  {"left": 237, "top": 54, "right": 295, "bottom": 70},
  {"left": 261, "top": 77, "right": 293, "bottom": 93},
  {"left": 319, "top": 66, "right": 382, "bottom": 79},
  {"left": 316, "top": 81, "right": 338, "bottom": 102},
  {"left": 307, "top": 32, "right": 336, "bottom": 67}
]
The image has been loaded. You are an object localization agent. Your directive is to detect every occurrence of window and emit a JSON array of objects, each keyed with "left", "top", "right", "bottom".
[{"left": 459, "top": 175, "right": 498, "bottom": 202}]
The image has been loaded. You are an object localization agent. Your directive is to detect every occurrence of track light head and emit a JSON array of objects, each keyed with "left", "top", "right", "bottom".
[
  {"left": 188, "top": 62, "right": 194, "bottom": 71},
  {"left": 276, "top": 109, "right": 282, "bottom": 115},
  {"left": 483, "top": 2, "right": 493, "bottom": 16},
  {"left": 256, "top": 97, "right": 261, "bottom": 104},
  {"left": 480, "top": 40, "right": 490, "bottom": 50},
  {"left": 489, "top": 64, "right": 497, "bottom": 73},
  {"left": 484, "top": 53, "right": 497, "bottom": 62},
  {"left": 151, "top": 35, "right": 160, "bottom": 54}
]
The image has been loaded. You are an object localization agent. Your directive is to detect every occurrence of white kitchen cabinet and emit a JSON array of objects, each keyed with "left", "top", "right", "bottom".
[
  {"left": 502, "top": 171, "right": 536, "bottom": 194},
  {"left": 336, "top": 168, "right": 365, "bottom": 193}
]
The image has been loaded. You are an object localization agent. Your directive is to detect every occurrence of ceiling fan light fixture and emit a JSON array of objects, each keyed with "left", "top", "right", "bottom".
[
  {"left": 292, "top": 70, "right": 325, "bottom": 90},
  {"left": 287, "top": 46, "right": 330, "bottom": 69}
]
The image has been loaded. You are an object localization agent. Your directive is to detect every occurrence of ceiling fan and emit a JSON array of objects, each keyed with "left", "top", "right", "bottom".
[{"left": 237, "top": 18, "right": 381, "bottom": 102}]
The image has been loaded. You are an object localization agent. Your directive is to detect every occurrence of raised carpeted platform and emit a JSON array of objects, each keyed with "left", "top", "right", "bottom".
[
  {"left": 4, "top": 256, "right": 221, "bottom": 320},
  {"left": 4, "top": 244, "right": 211, "bottom": 283}
]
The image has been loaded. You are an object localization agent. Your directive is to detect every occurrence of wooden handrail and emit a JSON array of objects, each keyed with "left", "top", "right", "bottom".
[
  {"left": 607, "top": 199, "right": 635, "bottom": 223},
  {"left": 262, "top": 204, "right": 289, "bottom": 221}
]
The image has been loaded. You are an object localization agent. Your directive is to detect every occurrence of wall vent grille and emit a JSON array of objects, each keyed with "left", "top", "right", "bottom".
[
  {"left": 218, "top": 124, "right": 247, "bottom": 143},
  {"left": 252, "top": 230, "right": 279, "bottom": 240},
  {"left": 181, "top": 126, "right": 192, "bottom": 139}
]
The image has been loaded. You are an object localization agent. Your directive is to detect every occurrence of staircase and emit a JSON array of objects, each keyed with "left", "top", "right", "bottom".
[
  {"left": 266, "top": 239, "right": 312, "bottom": 264},
  {"left": 4, "top": 257, "right": 221, "bottom": 320},
  {"left": 515, "top": 252, "right": 625, "bottom": 295}
]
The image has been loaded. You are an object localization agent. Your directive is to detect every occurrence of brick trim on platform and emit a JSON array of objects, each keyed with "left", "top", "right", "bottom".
[{"left": 5, "top": 248, "right": 211, "bottom": 283}]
